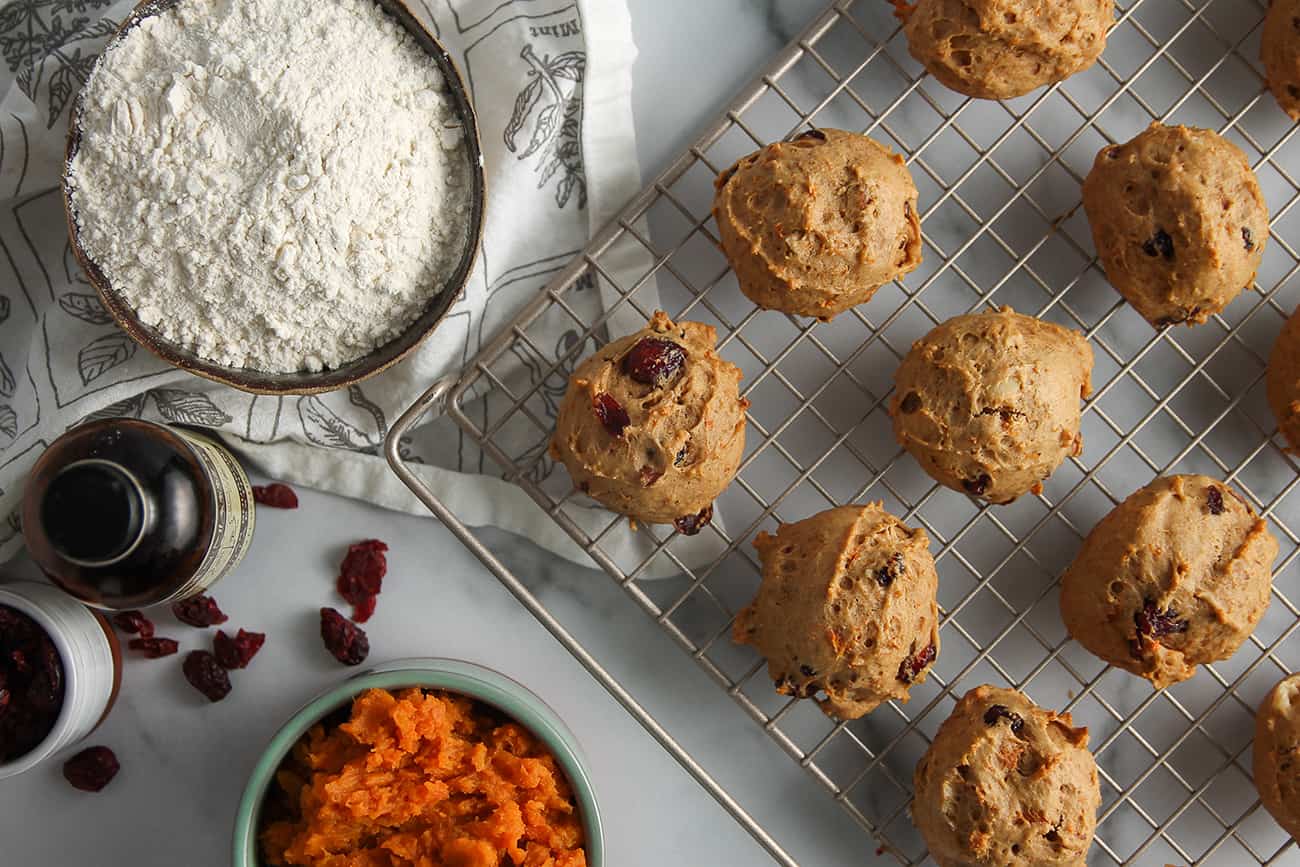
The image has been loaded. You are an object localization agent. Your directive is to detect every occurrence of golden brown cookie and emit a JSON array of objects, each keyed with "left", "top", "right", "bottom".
[
  {"left": 1060, "top": 475, "right": 1278, "bottom": 689},
  {"left": 912, "top": 685, "right": 1100, "bottom": 867},
  {"left": 732, "top": 504, "right": 940, "bottom": 720},
  {"left": 1254, "top": 672, "right": 1300, "bottom": 840},
  {"left": 894, "top": 0, "right": 1114, "bottom": 100},
  {"left": 1267, "top": 305, "right": 1300, "bottom": 453},
  {"left": 890, "top": 308, "right": 1093, "bottom": 505},
  {"left": 1263, "top": 0, "right": 1300, "bottom": 120},
  {"left": 712, "top": 128, "right": 922, "bottom": 320},
  {"left": 548, "top": 311, "right": 748, "bottom": 531},
  {"left": 1081, "top": 123, "right": 1268, "bottom": 328}
]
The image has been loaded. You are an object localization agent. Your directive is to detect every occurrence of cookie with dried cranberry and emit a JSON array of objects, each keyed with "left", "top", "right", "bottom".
[
  {"left": 1082, "top": 123, "right": 1268, "bottom": 328},
  {"left": 732, "top": 503, "right": 940, "bottom": 720},
  {"left": 891, "top": 307, "right": 1093, "bottom": 505},
  {"left": 1254, "top": 672, "right": 1300, "bottom": 839},
  {"left": 712, "top": 128, "right": 922, "bottom": 320},
  {"left": 912, "top": 685, "right": 1100, "bottom": 867},
  {"left": 549, "top": 310, "right": 748, "bottom": 530},
  {"left": 1060, "top": 475, "right": 1277, "bottom": 689},
  {"left": 893, "top": 0, "right": 1114, "bottom": 100},
  {"left": 1263, "top": 0, "right": 1300, "bottom": 120},
  {"left": 1267, "top": 304, "right": 1300, "bottom": 453}
]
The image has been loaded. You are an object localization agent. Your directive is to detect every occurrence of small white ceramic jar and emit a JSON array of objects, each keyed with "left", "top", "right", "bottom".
[{"left": 0, "top": 581, "right": 121, "bottom": 780}]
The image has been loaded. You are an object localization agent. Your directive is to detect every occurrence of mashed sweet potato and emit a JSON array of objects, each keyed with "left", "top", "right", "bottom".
[{"left": 261, "top": 688, "right": 587, "bottom": 867}]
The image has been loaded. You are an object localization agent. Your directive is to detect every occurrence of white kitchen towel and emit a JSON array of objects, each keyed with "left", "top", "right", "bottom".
[{"left": 0, "top": 0, "right": 715, "bottom": 572}]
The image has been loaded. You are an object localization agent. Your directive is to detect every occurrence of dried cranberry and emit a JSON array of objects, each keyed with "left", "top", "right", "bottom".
[
  {"left": 898, "top": 643, "right": 936, "bottom": 684},
  {"left": 320, "top": 608, "right": 369, "bottom": 666},
  {"left": 172, "top": 595, "right": 228, "bottom": 628},
  {"left": 592, "top": 392, "right": 630, "bottom": 437},
  {"left": 639, "top": 465, "right": 664, "bottom": 488},
  {"left": 899, "top": 392, "right": 921, "bottom": 414},
  {"left": 962, "top": 474, "right": 992, "bottom": 497},
  {"left": 674, "top": 446, "right": 688, "bottom": 466},
  {"left": 1134, "top": 599, "right": 1189, "bottom": 643},
  {"left": 1142, "top": 229, "right": 1175, "bottom": 261},
  {"left": 1243, "top": 227, "right": 1255, "bottom": 251},
  {"left": 111, "top": 610, "right": 154, "bottom": 639},
  {"left": 1206, "top": 486, "right": 1225, "bottom": 515},
  {"left": 800, "top": 664, "right": 817, "bottom": 677},
  {"left": 337, "top": 539, "right": 388, "bottom": 623},
  {"left": 674, "top": 505, "right": 714, "bottom": 536},
  {"left": 9, "top": 650, "right": 29, "bottom": 674},
  {"left": 63, "top": 746, "right": 119, "bottom": 792},
  {"left": 622, "top": 338, "right": 686, "bottom": 387},
  {"left": 213, "top": 629, "right": 265, "bottom": 670},
  {"left": 128, "top": 637, "right": 179, "bottom": 659},
  {"left": 182, "top": 650, "right": 231, "bottom": 702},
  {"left": 795, "top": 128, "right": 828, "bottom": 142},
  {"left": 983, "top": 704, "right": 1025, "bottom": 734},
  {"left": 252, "top": 482, "right": 299, "bottom": 509},
  {"left": 876, "top": 553, "right": 906, "bottom": 588}
]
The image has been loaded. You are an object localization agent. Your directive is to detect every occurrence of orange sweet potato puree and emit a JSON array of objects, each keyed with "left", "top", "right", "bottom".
[{"left": 261, "top": 688, "right": 587, "bottom": 867}]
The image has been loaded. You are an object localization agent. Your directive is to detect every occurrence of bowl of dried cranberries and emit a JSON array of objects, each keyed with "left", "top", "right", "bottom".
[
  {"left": 0, "top": 581, "right": 122, "bottom": 780},
  {"left": 233, "top": 658, "right": 603, "bottom": 867}
]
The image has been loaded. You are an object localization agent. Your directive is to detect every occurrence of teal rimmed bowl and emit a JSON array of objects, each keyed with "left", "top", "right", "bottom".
[{"left": 232, "top": 658, "right": 603, "bottom": 866}]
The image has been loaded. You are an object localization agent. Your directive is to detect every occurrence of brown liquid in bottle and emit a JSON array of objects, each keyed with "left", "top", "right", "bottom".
[{"left": 22, "top": 418, "right": 255, "bottom": 610}]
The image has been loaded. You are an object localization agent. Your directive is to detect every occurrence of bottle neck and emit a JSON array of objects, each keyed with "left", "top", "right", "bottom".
[{"left": 40, "top": 459, "right": 150, "bottom": 568}]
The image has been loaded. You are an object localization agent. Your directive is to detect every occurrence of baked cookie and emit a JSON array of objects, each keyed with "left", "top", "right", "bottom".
[
  {"left": 1254, "top": 673, "right": 1300, "bottom": 839},
  {"left": 890, "top": 308, "right": 1093, "bottom": 505},
  {"left": 549, "top": 311, "right": 748, "bottom": 532},
  {"left": 712, "top": 128, "right": 922, "bottom": 320},
  {"left": 893, "top": 0, "right": 1114, "bottom": 100},
  {"left": 1060, "top": 475, "right": 1278, "bottom": 689},
  {"left": 1267, "top": 305, "right": 1300, "bottom": 453},
  {"left": 732, "top": 504, "right": 940, "bottom": 720},
  {"left": 912, "top": 685, "right": 1100, "bottom": 867},
  {"left": 1263, "top": 0, "right": 1300, "bottom": 120},
  {"left": 1081, "top": 123, "right": 1268, "bottom": 328}
]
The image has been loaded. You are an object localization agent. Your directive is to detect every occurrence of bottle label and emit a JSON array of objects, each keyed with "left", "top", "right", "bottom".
[{"left": 169, "top": 430, "right": 256, "bottom": 601}]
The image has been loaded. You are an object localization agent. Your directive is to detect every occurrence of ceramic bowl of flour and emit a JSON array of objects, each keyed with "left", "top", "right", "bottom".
[{"left": 60, "top": 0, "right": 485, "bottom": 395}]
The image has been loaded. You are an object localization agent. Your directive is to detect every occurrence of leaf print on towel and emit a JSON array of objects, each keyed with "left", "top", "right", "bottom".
[
  {"left": 0, "top": 354, "right": 13, "bottom": 398},
  {"left": 77, "top": 332, "right": 135, "bottom": 385},
  {"left": 151, "top": 389, "right": 232, "bottom": 427},
  {"left": 0, "top": 1, "right": 116, "bottom": 127},
  {"left": 504, "top": 45, "right": 586, "bottom": 210},
  {"left": 57, "top": 292, "right": 112, "bottom": 325},
  {"left": 0, "top": 405, "right": 16, "bottom": 440},
  {"left": 346, "top": 385, "right": 387, "bottom": 453},
  {"left": 78, "top": 392, "right": 146, "bottom": 425},
  {"left": 297, "top": 395, "right": 381, "bottom": 451}
]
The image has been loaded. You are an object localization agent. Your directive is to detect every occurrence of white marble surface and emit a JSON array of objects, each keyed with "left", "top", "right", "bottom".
[{"left": 0, "top": 2, "right": 880, "bottom": 866}]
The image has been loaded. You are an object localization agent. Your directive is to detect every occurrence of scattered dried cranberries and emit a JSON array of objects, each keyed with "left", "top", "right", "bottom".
[
  {"left": 320, "top": 608, "right": 369, "bottom": 666},
  {"left": 213, "top": 629, "right": 265, "bottom": 670},
  {"left": 111, "top": 610, "right": 154, "bottom": 638},
  {"left": 962, "top": 474, "right": 992, "bottom": 497},
  {"left": 592, "top": 392, "right": 630, "bottom": 437},
  {"left": 337, "top": 539, "right": 388, "bottom": 623},
  {"left": 1243, "top": 227, "right": 1255, "bottom": 252},
  {"left": 622, "top": 338, "right": 686, "bottom": 387},
  {"left": 1134, "top": 599, "right": 1189, "bottom": 646},
  {"left": 252, "top": 483, "right": 299, "bottom": 509},
  {"left": 983, "top": 704, "right": 1025, "bottom": 734},
  {"left": 63, "top": 746, "right": 119, "bottom": 792},
  {"left": 674, "top": 505, "right": 714, "bottom": 536},
  {"left": 876, "top": 553, "right": 906, "bottom": 588},
  {"left": 128, "top": 638, "right": 178, "bottom": 659},
  {"left": 898, "top": 643, "right": 936, "bottom": 684},
  {"left": 172, "top": 594, "right": 228, "bottom": 628},
  {"left": 1206, "top": 486, "right": 1225, "bottom": 516},
  {"left": 182, "top": 650, "right": 232, "bottom": 702}
]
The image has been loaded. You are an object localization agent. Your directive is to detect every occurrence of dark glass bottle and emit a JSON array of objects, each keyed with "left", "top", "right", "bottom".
[{"left": 21, "top": 418, "right": 255, "bottom": 610}]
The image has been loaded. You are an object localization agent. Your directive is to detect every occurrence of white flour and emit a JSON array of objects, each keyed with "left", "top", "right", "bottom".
[{"left": 68, "top": 0, "right": 471, "bottom": 373}]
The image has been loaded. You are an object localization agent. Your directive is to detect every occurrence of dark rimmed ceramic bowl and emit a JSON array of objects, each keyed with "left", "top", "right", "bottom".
[
  {"left": 61, "top": 0, "right": 485, "bottom": 395},
  {"left": 232, "top": 658, "right": 603, "bottom": 866}
]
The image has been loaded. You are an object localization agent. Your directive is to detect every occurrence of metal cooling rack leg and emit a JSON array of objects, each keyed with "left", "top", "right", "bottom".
[{"left": 384, "top": 376, "right": 800, "bottom": 867}]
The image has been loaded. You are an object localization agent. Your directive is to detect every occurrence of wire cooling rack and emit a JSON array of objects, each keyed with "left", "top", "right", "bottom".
[{"left": 388, "top": 1, "right": 1300, "bottom": 863}]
